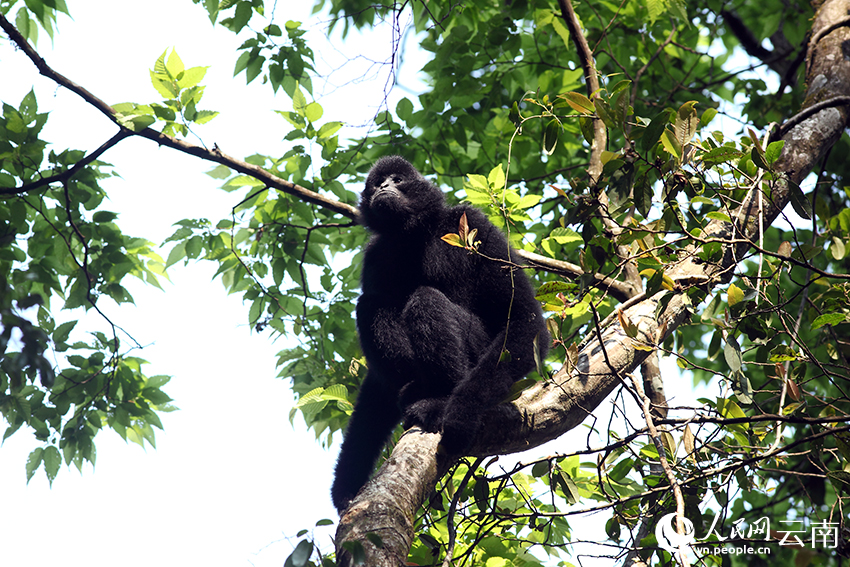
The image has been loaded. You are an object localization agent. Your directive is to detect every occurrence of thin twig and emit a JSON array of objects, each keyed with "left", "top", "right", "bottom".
[
  {"left": 629, "top": 373, "right": 690, "bottom": 567},
  {"left": 442, "top": 457, "right": 483, "bottom": 567},
  {"left": 0, "top": 130, "right": 132, "bottom": 196}
]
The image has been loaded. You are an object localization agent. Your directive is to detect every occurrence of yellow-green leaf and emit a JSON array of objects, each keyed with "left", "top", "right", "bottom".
[
  {"left": 305, "top": 101, "right": 323, "bottom": 123},
  {"left": 166, "top": 49, "right": 185, "bottom": 78},
  {"left": 440, "top": 233, "right": 465, "bottom": 248},
  {"left": 488, "top": 164, "right": 506, "bottom": 189},
  {"left": 561, "top": 91, "right": 595, "bottom": 114},
  {"left": 727, "top": 283, "right": 744, "bottom": 307},
  {"left": 660, "top": 129, "right": 682, "bottom": 161}
]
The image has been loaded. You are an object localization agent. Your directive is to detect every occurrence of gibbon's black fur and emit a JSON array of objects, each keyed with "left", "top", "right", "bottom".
[{"left": 331, "top": 156, "right": 548, "bottom": 512}]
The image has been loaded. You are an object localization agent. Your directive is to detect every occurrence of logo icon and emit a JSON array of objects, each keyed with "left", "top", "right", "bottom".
[{"left": 655, "top": 512, "right": 696, "bottom": 554}]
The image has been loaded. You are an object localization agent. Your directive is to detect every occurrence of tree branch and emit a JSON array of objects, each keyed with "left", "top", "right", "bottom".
[
  {"left": 0, "top": 130, "right": 132, "bottom": 196},
  {"left": 516, "top": 249, "right": 634, "bottom": 302},
  {"left": 557, "top": 0, "right": 606, "bottom": 184},
  {"left": 0, "top": 12, "right": 359, "bottom": 219},
  {"left": 557, "top": 0, "right": 642, "bottom": 295},
  {"left": 2, "top": 11, "right": 639, "bottom": 302},
  {"left": 721, "top": 9, "right": 795, "bottom": 79}
]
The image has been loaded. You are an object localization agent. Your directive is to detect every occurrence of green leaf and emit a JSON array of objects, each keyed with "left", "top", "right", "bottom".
[
  {"left": 473, "top": 476, "right": 490, "bottom": 512},
  {"left": 765, "top": 140, "right": 785, "bottom": 164},
  {"left": 549, "top": 15, "right": 572, "bottom": 49},
  {"left": 562, "top": 92, "right": 595, "bottom": 114},
  {"left": 768, "top": 345, "right": 798, "bottom": 363},
  {"left": 246, "top": 53, "right": 264, "bottom": 83},
  {"left": 732, "top": 370, "right": 753, "bottom": 405},
  {"left": 165, "top": 241, "right": 187, "bottom": 268},
  {"left": 553, "top": 471, "right": 579, "bottom": 504},
  {"left": 661, "top": 129, "right": 683, "bottom": 161},
  {"left": 20, "top": 89, "right": 37, "bottom": 121},
  {"left": 543, "top": 119, "right": 560, "bottom": 155},
  {"left": 166, "top": 49, "right": 185, "bottom": 79},
  {"left": 705, "top": 211, "right": 731, "bottom": 222},
  {"left": 178, "top": 66, "right": 208, "bottom": 89},
  {"left": 701, "top": 146, "right": 744, "bottom": 164},
  {"left": 292, "top": 86, "right": 308, "bottom": 117},
  {"left": 117, "top": 114, "right": 156, "bottom": 132},
  {"left": 788, "top": 178, "right": 813, "bottom": 220},
  {"left": 230, "top": 1, "right": 252, "bottom": 32},
  {"left": 317, "top": 121, "right": 342, "bottom": 139},
  {"left": 579, "top": 115, "right": 595, "bottom": 143},
  {"left": 674, "top": 101, "right": 698, "bottom": 146},
  {"left": 233, "top": 51, "right": 251, "bottom": 76},
  {"left": 43, "top": 446, "right": 61, "bottom": 485},
  {"left": 488, "top": 164, "right": 505, "bottom": 189},
  {"left": 717, "top": 398, "right": 746, "bottom": 420},
  {"left": 516, "top": 194, "right": 541, "bottom": 209},
  {"left": 289, "top": 539, "right": 314, "bottom": 567},
  {"left": 531, "top": 461, "right": 549, "bottom": 477},
  {"left": 304, "top": 101, "right": 323, "bottom": 123},
  {"left": 723, "top": 334, "right": 742, "bottom": 372},
  {"left": 812, "top": 312, "right": 846, "bottom": 330},
  {"left": 16, "top": 8, "right": 35, "bottom": 45},
  {"left": 396, "top": 97, "right": 414, "bottom": 121},
  {"left": 594, "top": 98, "right": 617, "bottom": 129},
  {"left": 640, "top": 111, "right": 669, "bottom": 154},
  {"left": 830, "top": 236, "right": 846, "bottom": 260},
  {"left": 751, "top": 147, "right": 770, "bottom": 170},
  {"left": 643, "top": 268, "right": 664, "bottom": 296},
  {"left": 92, "top": 211, "right": 118, "bottom": 223},
  {"left": 465, "top": 173, "right": 489, "bottom": 193},
  {"left": 26, "top": 447, "right": 44, "bottom": 483}
]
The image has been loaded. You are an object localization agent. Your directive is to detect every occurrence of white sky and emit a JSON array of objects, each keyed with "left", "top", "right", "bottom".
[{"left": 0, "top": 3, "right": 719, "bottom": 566}]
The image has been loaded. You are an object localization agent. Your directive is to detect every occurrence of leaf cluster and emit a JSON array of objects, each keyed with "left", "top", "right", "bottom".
[{"left": 0, "top": 89, "right": 174, "bottom": 482}]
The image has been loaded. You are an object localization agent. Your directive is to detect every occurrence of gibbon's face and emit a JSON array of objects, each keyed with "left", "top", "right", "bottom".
[
  {"left": 359, "top": 156, "right": 442, "bottom": 233},
  {"left": 366, "top": 169, "right": 411, "bottom": 211}
]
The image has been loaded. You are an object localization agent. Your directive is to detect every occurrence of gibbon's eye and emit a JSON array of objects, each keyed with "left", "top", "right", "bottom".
[{"left": 392, "top": 175, "right": 402, "bottom": 184}]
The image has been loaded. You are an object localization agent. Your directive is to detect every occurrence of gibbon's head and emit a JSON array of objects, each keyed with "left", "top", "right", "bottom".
[{"left": 359, "top": 156, "right": 444, "bottom": 233}]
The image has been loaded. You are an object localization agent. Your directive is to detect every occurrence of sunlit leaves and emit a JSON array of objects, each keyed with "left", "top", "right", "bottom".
[
  {"left": 144, "top": 49, "right": 219, "bottom": 135},
  {"left": 660, "top": 129, "right": 683, "bottom": 162},
  {"left": 765, "top": 140, "right": 785, "bottom": 164}
]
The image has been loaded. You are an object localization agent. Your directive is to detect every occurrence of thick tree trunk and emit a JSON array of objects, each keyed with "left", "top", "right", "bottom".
[{"left": 334, "top": 2, "right": 850, "bottom": 564}]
